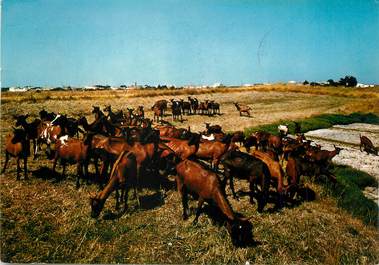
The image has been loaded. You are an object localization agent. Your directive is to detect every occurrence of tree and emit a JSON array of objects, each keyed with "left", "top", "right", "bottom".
[
  {"left": 339, "top": 76, "right": 358, "bottom": 87},
  {"left": 303, "top": 80, "right": 309, "bottom": 85},
  {"left": 327, "top": 79, "right": 337, "bottom": 86}
]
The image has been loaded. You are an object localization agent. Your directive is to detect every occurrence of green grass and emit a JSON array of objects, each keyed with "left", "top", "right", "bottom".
[
  {"left": 244, "top": 112, "right": 379, "bottom": 136},
  {"left": 327, "top": 165, "right": 378, "bottom": 226}
]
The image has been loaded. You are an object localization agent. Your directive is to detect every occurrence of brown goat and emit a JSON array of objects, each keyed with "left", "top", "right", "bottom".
[
  {"left": 52, "top": 136, "right": 89, "bottom": 188},
  {"left": 90, "top": 150, "right": 137, "bottom": 218},
  {"left": 360, "top": 134, "right": 378, "bottom": 155},
  {"left": 233, "top": 102, "right": 251, "bottom": 117},
  {"left": 2, "top": 128, "right": 30, "bottom": 180},
  {"left": 88, "top": 134, "right": 158, "bottom": 204},
  {"left": 250, "top": 150, "right": 285, "bottom": 208},
  {"left": 175, "top": 159, "right": 254, "bottom": 247},
  {"left": 195, "top": 134, "right": 232, "bottom": 169},
  {"left": 160, "top": 134, "right": 200, "bottom": 160}
]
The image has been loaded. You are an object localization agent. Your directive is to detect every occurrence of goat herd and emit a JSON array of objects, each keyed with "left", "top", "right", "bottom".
[{"left": 2, "top": 98, "right": 378, "bottom": 247}]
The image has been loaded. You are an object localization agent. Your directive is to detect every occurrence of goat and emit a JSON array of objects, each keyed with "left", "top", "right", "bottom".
[
  {"left": 103, "top": 105, "right": 124, "bottom": 124},
  {"left": 39, "top": 109, "right": 56, "bottom": 122},
  {"left": 180, "top": 99, "right": 192, "bottom": 115},
  {"left": 196, "top": 134, "right": 233, "bottom": 169},
  {"left": 160, "top": 133, "right": 201, "bottom": 160},
  {"left": 151, "top": 105, "right": 164, "bottom": 123},
  {"left": 208, "top": 100, "right": 220, "bottom": 115},
  {"left": 52, "top": 136, "right": 90, "bottom": 188},
  {"left": 2, "top": 128, "right": 30, "bottom": 180},
  {"left": 233, "top": 102, "right": 251, "bottom": 117},
  {"left": 243, "top": 135, "right": 258, "bottom": 152},
  {"left": 175, "top": 159, "right": 254, "bottom": 247},
  {"left": 250, "top": 150, "right": 285, "bottom": 209},
  {"left": 360, "top": 134, "right": 378, "bottom": 155},
  {"left": 152, "top": 100, "right": 168, "bottom": 116},
  {"left": 220, "top": 150, "right": 271, "bottom": 212},
  {"left": 14, "top": 114, "right": 41, "bottom": 159},
  {"left": 231, "top": 131, "right": 245, "bottom": 146},
  {"left": 90, "top": 150, "right": 137, "bottom": 218},
  {"left": 278, "top": 124, "right": 288, "bottom": 137},
  {"left": 171, "top": 99, "right": 183, "bottom": 121},
  {"left": 205, "top": 123, "right": 223, "bottom": 134},
  {"left": 188, "top": 97, "right": 199, "bottom": 114}
]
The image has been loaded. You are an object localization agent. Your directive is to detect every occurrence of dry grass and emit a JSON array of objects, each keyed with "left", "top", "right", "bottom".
[{"left": 1, "top": 86, "right": 379, "bottom": 264}]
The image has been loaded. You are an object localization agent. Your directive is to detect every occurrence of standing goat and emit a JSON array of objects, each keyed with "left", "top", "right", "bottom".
[{"left": 2, "top": 128, "right": 30, "bottom": 180}]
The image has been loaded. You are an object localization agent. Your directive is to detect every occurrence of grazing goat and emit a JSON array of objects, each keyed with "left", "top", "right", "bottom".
[
  {"left": 2, "top": 128, "right": 30, "bottom": 180},
  {"left": 90, "top": 150, "right": 137, "bottom": 218},
  {"left": 231, "top": 131, "right": 245, "bottom": 146},
  {"left": 360, "top": 135, "right": 378, "bottom": 155},
  {"left": 221, "top": 150, "right": 271, "bottom": 212},
  {"left": 152, "top": 100, "right": 168, "bottom": 116},
  {"left": 243, "top": 135, "right": 258, "bottom": 152},
  {"left": 52, "top": 136, "right": 90, "bottom": 188},
  {"left": 250, "top": 150, "right": 285, "bottom": 209},
  {"left": 205, "top": 123, "right": 223, "bottom": 134},
  {"left": 278, "top": 124, "right": 288, "bottom": 137},
  {"left": 175, "top": 159, "right": 254, "bottom": 247},
  {"left": 233, "top": 102, "right": 251, "bottom": 117}
]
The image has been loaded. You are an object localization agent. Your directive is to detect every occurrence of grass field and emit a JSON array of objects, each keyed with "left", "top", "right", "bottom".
[{"left": 1, "top": 85, "right": 379, "bottom": 264}]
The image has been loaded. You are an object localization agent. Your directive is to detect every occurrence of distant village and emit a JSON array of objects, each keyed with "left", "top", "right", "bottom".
[{"left": 1, "top": 77, "right": 375, "bottom": 92}]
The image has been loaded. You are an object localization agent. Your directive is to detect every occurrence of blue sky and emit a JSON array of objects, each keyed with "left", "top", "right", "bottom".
[{"left": 2, "top": 0, "right": 379, "bottom": 87}]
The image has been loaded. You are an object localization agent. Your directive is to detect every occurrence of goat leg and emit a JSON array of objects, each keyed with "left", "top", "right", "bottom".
[
  {"left": 16, "top": 157, "right": 21, "bottom": 180},
  {"left": 1, "top": 152, "right": 10, "bottom": 174},
  {"left": 24, "top": 156, "right": 28, "bottom": 180},
  {"left": 193, "top": 198, "right": 204, "bottom": 224}
]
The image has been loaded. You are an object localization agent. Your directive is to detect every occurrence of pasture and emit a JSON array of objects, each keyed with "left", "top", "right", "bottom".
[{"left": 1, "top": 85, "right": 379, "bottom": 264}]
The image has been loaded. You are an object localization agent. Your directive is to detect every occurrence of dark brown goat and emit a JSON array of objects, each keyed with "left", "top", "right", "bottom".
[
  {"left": 243, "top": 135, "right": 258, "bottom": 152},
  {"left": 175, "top": 159, "right": 254, "bottom": 247},
  {"left": 90, "top": 150, "right": 137, "bottom": 218},
  {"left": 231, "top": 131, "right": 245, "bottom": 146},
  {"left": 2, "top": 128, "right": 30, "bottom": 180},
  {"left": 15, "top": 114, "right": 41, "bottom": 159},
  {"left": 52, "top": 136, "right": 89, "bottom": 188},
  {"left": 205, "top": 123, "right": 223, "bottom": 134},
  {"left": 221, "top": 150, "right": 271, "bottom": 212},
  {"left": 360, "top": 134, "right": 378, "bottom": 155}
]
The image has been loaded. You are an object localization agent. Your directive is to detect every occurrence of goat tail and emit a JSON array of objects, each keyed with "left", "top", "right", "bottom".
[{"left": 109, "top": 150, "right": 132, "bottom": 180}]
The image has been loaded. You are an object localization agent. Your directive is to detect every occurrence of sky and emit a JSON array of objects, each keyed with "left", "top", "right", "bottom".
[{"left": 1, "top": 0, "right": 379, "bottom": 87}]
